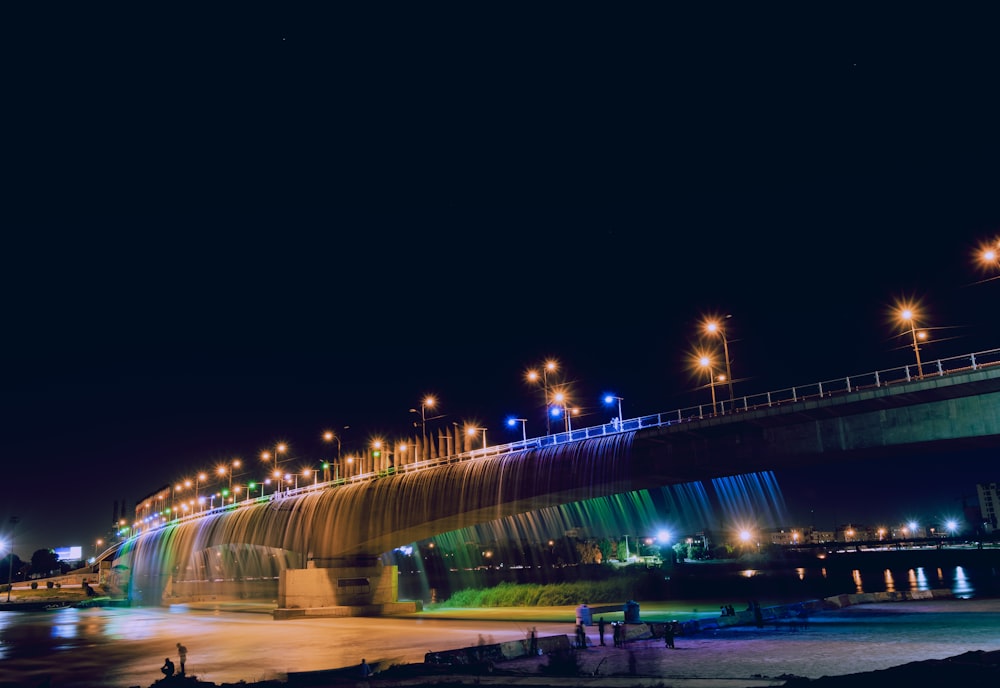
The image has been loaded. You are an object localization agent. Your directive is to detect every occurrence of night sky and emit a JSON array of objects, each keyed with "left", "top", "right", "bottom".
[{"left": 4, "top": 7, "right": 998, "bottom": 558}]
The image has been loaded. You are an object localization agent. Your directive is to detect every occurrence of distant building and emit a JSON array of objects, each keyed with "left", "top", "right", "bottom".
[{"left": 977, "top": 482, "right": 999, "bottom": 533}]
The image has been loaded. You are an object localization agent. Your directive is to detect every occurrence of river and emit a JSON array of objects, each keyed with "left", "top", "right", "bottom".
[{"left": 2, "top": 552, "right": 999, "bottom": 688}]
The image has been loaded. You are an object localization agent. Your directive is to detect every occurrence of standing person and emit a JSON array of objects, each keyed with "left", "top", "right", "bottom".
[
  {"left": 598, "top": 617, "right": 607, "bottom": 646},
  {"left": 360, "top": 658, "right": 373, "bottom": 679},
  {"left": 176, "top": 642, "right": 187, "bottom": 676},
  {"left": 664, "top": 621, "right": 675, "bottom": 649}
]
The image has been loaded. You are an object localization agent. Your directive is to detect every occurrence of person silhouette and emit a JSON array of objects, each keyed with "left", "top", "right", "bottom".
[
  {"left": 176, "top": 643, "right": 188, "bottom": 675},
  {"left": 161, "top": 657, "right": 175, "bottom": 678},
  {"left": 360, "top": 658, "right": 373, "bottom": 679}
]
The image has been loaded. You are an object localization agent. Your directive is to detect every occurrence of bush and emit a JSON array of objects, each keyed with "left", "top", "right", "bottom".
[
  {"left": 31, "top": 581, "right": 38, "bottom": 590},
  {"left": 440, "top": 579, "right": 638, "bottom": 608},
  {"left": 46, "top": 580, "right": 54, "bottom": 589}
]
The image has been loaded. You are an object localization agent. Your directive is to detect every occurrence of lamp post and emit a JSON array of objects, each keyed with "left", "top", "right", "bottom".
[
  {"left": 603, "top": 394, "right": 624, "bottom": 427},
  {"left": 506, "top": 417, "right": 527, "bottom": 442},
  {"left": 704, "top": 316, "right": 734, "bottom": 405},
  {"left": 466, "top": 425, "right": 487, "bottom": 449},
  {"left": 526, "top": 360, "right": 558, "bottom": 435},
  {"left": 195, "top": 473, "right": 207, "bottom": 501},
  {"left": 6, "top": 516, "right": 19, "bottom": 602},
  {"left": 323, "top": 430, "right": 342, "bottom": 481},
  {"left": 410, "top": 396, "right": 443, "bottom": 460},
  {"left": 217, "top": 458, "right": 241, "bottom": 495},
  {"left": 410, "top": 396, "right": 437, "bottom": 442},
  {"left": 552, "top": 391, "right": 572, "bottom": 432},
  {"left": 261, "top": 443, "right": 288, "bottom": 473},
  {"left": 900, "top": 308, "right": 925, "bottom": 378},
  {"left": 699, "top": 355, "right": 718, "bottom": 414}
]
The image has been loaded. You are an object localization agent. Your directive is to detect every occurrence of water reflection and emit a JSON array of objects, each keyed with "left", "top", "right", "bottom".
[
  {"left": 883, "top": 568, "right": 895, "bottom": 592},
  {"left": 954, "top": 566, "right": 973, "bottom": 598}
]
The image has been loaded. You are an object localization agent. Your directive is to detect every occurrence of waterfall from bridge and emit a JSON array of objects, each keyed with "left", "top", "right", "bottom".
[
  {"left": 392, "top": 469, "right": 789, "bottom": 599},
  {"left": 114, "top": 429, "right": 787, "bottom": 606}
]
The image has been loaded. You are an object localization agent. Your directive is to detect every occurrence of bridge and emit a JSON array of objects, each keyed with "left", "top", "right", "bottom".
[{"left": 108, "top": 348, "right": 1000, "bottom": 617}]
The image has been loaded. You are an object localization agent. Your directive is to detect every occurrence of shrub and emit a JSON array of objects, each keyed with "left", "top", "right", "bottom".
[
  {"left": 440, "top": 579, "right": 637, "bottom": 608},
  {"left": 31, "top": 581, "right": 38, "bottom": 590},
  {"left": 46, "top": 580, "right": 54, "bottom": 589}
]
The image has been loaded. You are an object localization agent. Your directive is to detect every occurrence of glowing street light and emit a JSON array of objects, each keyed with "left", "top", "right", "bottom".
[
  {"left": 526, "top": 360, "right": 558, "bottom": 435},
  {"left": 602, "top": 394, "right": 624, "bottom": 427},
  {"left": 703, "top": 315, "right": 734, "bottom": 404},
  {"left": 260, "top": 442, "right": 288, "bottom": 473},
  {"left": 976, "top": 238, "right": 999, "bottom": 273},
  {"left": 506, "top": 417, "right": 528, "bottom": 442},
  {"left": 466, "top": 425, "right": 487, "bottom": 449},
  {"left": 217, "top": 458, "right": 241, "bottom": 494},
  {"left": 698, "top": 354, "right": 718, "bottom": 414},
  {"left": 899, "top": 307, "right": 925, "bottom": 378},
  {"left": 552, "top": 390, "right": 572, "bottom": 432},
  {"left": 195, "top": 472, "right": 207, "bottom": 501},
  {"left": 322, "top": 430, "right": 342, "bottom": 480},
  {"left": 409, "top": 395, "right": 438, "bottom": 442}
]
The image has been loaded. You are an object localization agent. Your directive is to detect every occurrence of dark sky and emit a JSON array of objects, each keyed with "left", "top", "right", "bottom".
[{"left": 4, "top": 7, "right": 998, "bottom": 557}]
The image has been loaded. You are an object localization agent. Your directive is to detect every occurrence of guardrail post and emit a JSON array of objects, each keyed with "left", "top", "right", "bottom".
[
  {"left": 971, "top": 353, "right": 978, "bottom": 370},
  {"left": 846, "top": 377, "right": 852, "bottom": 393},
  {"left": 937, "top": 360, "right": 943, "bottom": 376},
  {"left": 905, "top": 366, "right": 911, "bottom": 382},
  {"left": 875, "top": 371, "right": 881, "bottom": 387},
  {"left": 792, "top": 387, "right": 797, "bottom": 402},
  {"left": 818, "top": 382, "right": 824, "bottom": 397},
  {"left": 767, "top": 391, "right": 772, "bottom": 406},
  {"left": 676, "top": 409, "right": 682, "bottom": 422}
]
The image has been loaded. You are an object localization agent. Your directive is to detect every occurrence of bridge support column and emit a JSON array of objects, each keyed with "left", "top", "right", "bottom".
[{"left": 274, "top": 557, "right": 421, "bottom": 619}]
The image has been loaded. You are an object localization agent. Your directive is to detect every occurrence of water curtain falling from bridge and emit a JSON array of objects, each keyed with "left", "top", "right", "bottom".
[{"left": 113, "top": 431, "right": 789, "bottom": 604}]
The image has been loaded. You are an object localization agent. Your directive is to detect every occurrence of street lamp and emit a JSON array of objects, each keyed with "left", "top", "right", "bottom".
[
  {"left": 602, "top": 394, "right": 624, "bottom": 427},
  {"left": 526, "top": 360, "right": 558, "bottom": 435},
  {"left": 698, "top": 354, "right": 718, "bottom": 414},
  {"left": 466, "top": 425, "right": 487, "bottom": 449},
  {"left": 899, "top": 307, "right": 925, "bottom": 378},
  {"left": 703, "top": 315, "right": 734, "bottom": 405},
  {"left": 217, "top": 458, "right": 241, "bottom": 494},
  {"left": 261, "top": 443, "right": 288, "bottom": 472},
  {"left": 323, "top": 430, "right": 342, "bottom": 480},
  {"left": 977, "top": 238, "right": 999, "bottom": 271},
  {"left": 410, "top": 395, "right": 438, "bottom": 441},
  {"left": 506, "top": 417, "right": 527, "bottom": 442},
  {"left": 552, "top": 391, "right": 569, "bottom": 431},
  {"left": 195, "top": 472, "right": 207, "bottom": 501}
]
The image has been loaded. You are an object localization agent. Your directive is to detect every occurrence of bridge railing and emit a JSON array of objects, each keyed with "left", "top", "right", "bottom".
[{"left": 132, "top": 347, "right": 1000, "bottom": 536}]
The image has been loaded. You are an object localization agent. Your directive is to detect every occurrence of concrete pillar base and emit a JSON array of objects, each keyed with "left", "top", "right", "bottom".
[{"left": 277, "top": 561, "right": 415, "bottom": 616}]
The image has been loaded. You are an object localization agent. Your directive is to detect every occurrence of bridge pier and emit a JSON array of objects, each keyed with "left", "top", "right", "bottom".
[{"left": 274, "top": 557, "right": 421, "bottom": 619}]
